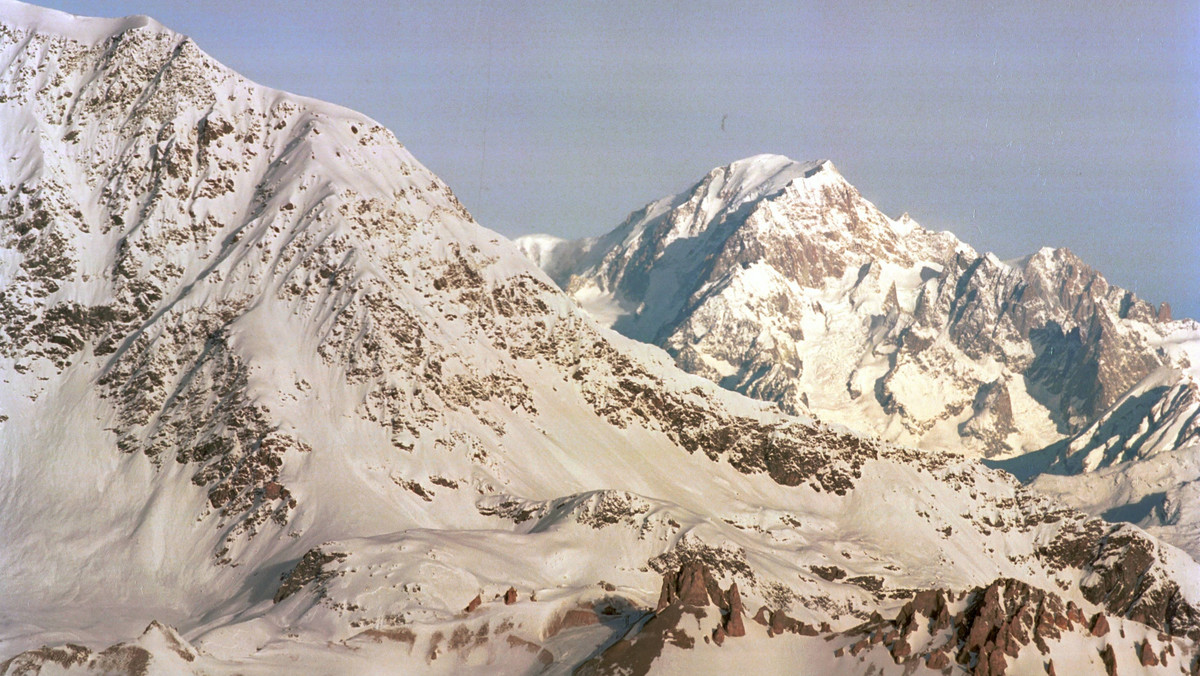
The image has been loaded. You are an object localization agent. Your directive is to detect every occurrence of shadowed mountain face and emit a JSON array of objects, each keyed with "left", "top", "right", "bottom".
[{"left": 2, "top": 2, "right": 1199, "bottom": 674}]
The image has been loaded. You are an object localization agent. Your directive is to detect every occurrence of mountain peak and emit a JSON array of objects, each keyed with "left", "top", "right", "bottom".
[
  {"left": 514, "top": 155, "right": 852, "bottom": 294},
  {"left": 518, "top": 154, "right": 920, "bottom": 344},
  {"left": 713, "top": 154, "right": 839, "bottom": 201},
  {"left": 0, "top": 0, "right": 166, "bottom": 43},
  {"left": 522, "top": 147, "right": 1191, "bottom": 467},
  {"left": 644, "top": 154, "right": 846, "bottom": 243},
  {"left": 726, "top": 153, "right": 829, "bottom": 175},
  {"left": 727, "top": 153, "right": 833, "bottom": 174}
]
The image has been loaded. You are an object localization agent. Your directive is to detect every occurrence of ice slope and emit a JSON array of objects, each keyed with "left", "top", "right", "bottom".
[{"left": 1, "top": 2, "right": 1198, "bottom": 673}]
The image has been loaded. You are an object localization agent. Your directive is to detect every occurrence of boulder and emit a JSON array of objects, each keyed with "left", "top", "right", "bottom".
[
  {"left": 1139, "top": 638, "right": 1159, "bottom": 667},
  {"left": 1100, "top": 643, "right": 1117, "bottom": 676},
  {"left": 926, "top": 648, "right": 950, "bottom": 669},
  {"left": 752, "top": 606, "right": 770, "bottom": 626},
  {"left": 724, "top": 582, "right": 746, "bottom": 637}
]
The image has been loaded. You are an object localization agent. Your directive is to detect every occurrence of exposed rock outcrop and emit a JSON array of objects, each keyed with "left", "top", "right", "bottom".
[
  {"left": 274, "top": 548, "right": 348, "bottom": 603},
  {"left": 724, "top": 582, "right": 746, "bottom": 638},
  {"left": 656, "top": 560, "right": 724, "bottom": 610},
  {"left": 0, "top": 622, "right": 196, "bottom": 676},
  {"left": 1043, "top": 523, "right": 1200, "bottom": 639},
  {"left": 1100, "top": 643, "right": 1118, "bottom": 676},
  {"left": 1140, "top": 637, "right": 1160, "bottom": 666},
  {"left": 582, "top": 562, "right": 748, "bottom": 676},
  {"left": 833, "top": 577, "right": 1146, "bottom": 674}
]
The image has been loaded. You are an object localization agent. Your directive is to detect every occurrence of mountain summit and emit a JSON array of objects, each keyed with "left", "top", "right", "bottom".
[{"left": 3, "top": 3, "right": 1199, "bottom": 674}]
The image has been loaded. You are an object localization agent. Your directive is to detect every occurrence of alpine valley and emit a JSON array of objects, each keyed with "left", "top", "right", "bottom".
[{"left": 1, "top": 3, "right": 1198, "bottom": 676}]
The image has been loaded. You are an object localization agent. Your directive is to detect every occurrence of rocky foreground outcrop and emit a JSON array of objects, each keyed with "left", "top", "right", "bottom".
[
  {"left": 579, "top": 562, "right": 750, "bottom": 676},
  {"left": 0, "top": 622, "right": 198, "bottom": 676},
  {"left": 579, "top": 563, "right": 1200, "bottom": 676},
  {"left": 841, "top": 579, "right": 1094, "bottom": 674}
]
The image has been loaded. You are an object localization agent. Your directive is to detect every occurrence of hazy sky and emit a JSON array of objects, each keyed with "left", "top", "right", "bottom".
[{"left": 35, "top": 1, "right": 1200, "bottom": 319}]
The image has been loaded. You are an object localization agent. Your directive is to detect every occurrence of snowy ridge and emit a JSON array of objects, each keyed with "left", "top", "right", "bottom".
[
  {"left": 1, "top": 2, "right": 1199, "bottom": 674},
  {"left": 1027, "top": 359, "right": 1200, "bottom": 557},
  {"left": 516, "top": 155, "right": 857, "bottom": 346},
  {"left": 0, "top": 0, "right": 165, "bottom": 42},
  {"left": 1063, "top": 368, "right": 1200, "bottom": 473}
]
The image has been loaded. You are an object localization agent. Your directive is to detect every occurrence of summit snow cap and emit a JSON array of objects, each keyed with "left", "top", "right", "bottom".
[{"left": 0, "top": 0, "right": 167, "bottom": 44}]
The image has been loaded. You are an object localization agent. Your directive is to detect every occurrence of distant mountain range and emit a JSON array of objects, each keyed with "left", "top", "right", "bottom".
[{"left": 1, "top": 2, "right": 1198, "bottom": 674}]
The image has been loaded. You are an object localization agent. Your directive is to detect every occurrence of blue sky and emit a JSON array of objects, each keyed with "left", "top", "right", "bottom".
[{"left": 35, "top": 1, "right": 1200, "bottom": 319}]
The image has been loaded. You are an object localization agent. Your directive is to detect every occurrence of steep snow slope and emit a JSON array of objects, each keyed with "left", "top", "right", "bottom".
[{"left": 1, "top": 3, "right": 1198, "bottom": 674}]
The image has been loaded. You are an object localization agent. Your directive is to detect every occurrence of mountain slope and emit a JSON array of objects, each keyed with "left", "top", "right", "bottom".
[
  {"left": 1, "top": 3, "right": 1198, "bottom": 674},
  {"left": 517, "top": 155, "right": 1200, "bottom": 557},
  {"left": 517, "top": 154, "right": 1192, "bottom": 458}
]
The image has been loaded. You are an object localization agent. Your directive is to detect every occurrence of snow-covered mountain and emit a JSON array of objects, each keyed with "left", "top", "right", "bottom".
[
  {"left": 2, "top": 3, "right": 1199, "bottom": 674},
  {"left": 516, "top": 155, "right": 1195, "bottom": 460},
  {"left": 517, "top": 154, "right": 1200, "bottom": 556}
]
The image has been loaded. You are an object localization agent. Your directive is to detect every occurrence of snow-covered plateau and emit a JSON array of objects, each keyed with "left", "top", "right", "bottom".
[{"left": 1, "top": 2, "right": 1198, "bottom": 674}]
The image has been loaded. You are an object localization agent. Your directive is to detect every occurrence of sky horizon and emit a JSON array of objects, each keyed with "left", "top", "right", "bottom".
[{"left": 30, "top": 1, "right": 1200, "bottom": 320}]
